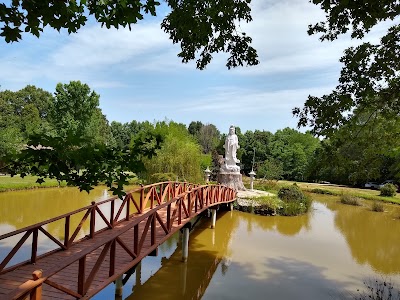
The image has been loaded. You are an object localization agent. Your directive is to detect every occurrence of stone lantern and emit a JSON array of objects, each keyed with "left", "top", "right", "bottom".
[
  {"left": 204, "top": 167, "right": 212, "bottom": 182},
  {"left": 249, "top": 169, "right": 256, "bottom": 191}
]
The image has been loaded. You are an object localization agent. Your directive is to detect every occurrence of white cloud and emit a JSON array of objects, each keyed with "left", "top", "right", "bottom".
[
  {"left": 51, "top": 22, "right": 171, "bottom": 68},
  {"left": 179, "top": 85, "right": 333, "bottom": 115},
  {"left": 231, "top": 0, "right": 393, "bottom": 76}
]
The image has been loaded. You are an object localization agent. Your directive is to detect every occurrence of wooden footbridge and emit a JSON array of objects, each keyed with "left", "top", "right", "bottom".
[{"left": 0, "top": 182, "right": 236, "bottom": 300}]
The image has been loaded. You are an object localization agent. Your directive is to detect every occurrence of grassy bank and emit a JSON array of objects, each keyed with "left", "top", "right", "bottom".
[
  {"left": 250, "top": 178, "right": 400, "bottom": 205},
  {"left": 0, "top": 175, "right": 67, "bottom": 192},
  {"left": 0, "top": 174, "right": 141, "bottom": 192}
]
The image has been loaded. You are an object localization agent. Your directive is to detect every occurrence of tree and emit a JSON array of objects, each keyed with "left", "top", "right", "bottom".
[
  {"left": 240, "top": 130, "right": 273, "bottom": 174},
  {"left": 143, "top": 121, "right": 203, "bottom": 182},
  {"left": 294, "top": 0, "right": 400, "bottom": 136},
  {"left": 270, "top": 128, "right": 320, "bottom": 181},
  {"left": 50, "top": 81, "right": 100, "bottom": 141},
  {"left": 257, "top": 158, "right": 284, "bottom": 181},
  {"left": 197, "top": 124, "right": 220, "bottom": 154},
  {"left": 308, "top": 108, "right": 400, "bottom": 185},
  {"left": 2, "top": 82, "right": 163, "bottom": 197},
  {"left": 0, "top": 85, "right": 54, "bottom": 139},
  {"left": 188, "top": 121, "right": 203, "bottom": 137},
  {"left": 0, "top": 0, "right": 259, "bottom": 70},
  {"left": 0, "top": 86, "right": 54, "bottom": 165}
]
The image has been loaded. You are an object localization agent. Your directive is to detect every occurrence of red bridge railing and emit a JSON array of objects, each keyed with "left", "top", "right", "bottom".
[{"left": 0, "top": 182, "right": 236, "bottom": 300}]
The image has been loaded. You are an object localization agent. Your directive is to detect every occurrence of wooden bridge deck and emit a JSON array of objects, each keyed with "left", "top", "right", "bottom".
[{"left": 0, "top": 182, "right": 236, "bottom": 300}]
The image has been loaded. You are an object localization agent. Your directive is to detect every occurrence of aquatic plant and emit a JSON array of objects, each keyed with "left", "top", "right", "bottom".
[
  {"left": 340, "top": 194, "right": 362, "bottom": 206},
  {"left": 355, "top": 279, "right": 400, "bottom": 300},
  {"left": 371, "top": 201, "right": 384, "bottom": 212}
]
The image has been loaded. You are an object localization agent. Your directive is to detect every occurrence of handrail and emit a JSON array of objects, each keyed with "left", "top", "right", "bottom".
[
  {"left": 0, "top": 181, "right": 192, "bottom": 274},
  {"left": 1, "top": 183, "right": 236, "bottom": 300},
  {"left": 0, "top": 181, "right": 180, "bottom": 240}
]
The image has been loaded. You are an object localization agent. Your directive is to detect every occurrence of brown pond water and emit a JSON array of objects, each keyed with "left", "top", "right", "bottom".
[{"left": 1, "top": 189, "right": 400, "bottom": 299}]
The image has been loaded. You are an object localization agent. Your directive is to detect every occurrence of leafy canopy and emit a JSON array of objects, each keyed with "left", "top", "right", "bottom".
[
  {"left": 0, "top": 0, "right": 259, "bottom": 70},
  {"left": 294, "top": 0, "right": 400, "bottom": 136}
]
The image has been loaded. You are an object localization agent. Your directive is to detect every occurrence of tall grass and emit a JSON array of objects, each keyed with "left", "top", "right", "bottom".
[
  {"left": 371, "top": 201, "right": 384, "bottom": 212},
  {"left": 355, "top": 279, "right": 400, "bottom": 300},
  {"left": 340, "top": 194, "right": 362, "bottom": 206}
]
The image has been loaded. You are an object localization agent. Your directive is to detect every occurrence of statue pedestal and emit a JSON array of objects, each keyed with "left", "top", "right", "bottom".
[{"left": 218, "top": 172, "right": 245, "bottom": 191}]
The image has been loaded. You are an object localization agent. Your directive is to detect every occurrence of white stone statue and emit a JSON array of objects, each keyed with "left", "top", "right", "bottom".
[{"left": 220, "top": 125, "right": 241, "bottom": 173}]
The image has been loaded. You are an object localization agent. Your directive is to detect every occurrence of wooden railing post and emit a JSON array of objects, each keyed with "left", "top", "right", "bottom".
[
  {"left": 167, "top": 203, "right": 171, "bottom": 231},
  {"left": 109, "top": 240, "right": 116, "bottom": 277},
  {"left": 31, "top": 228, "right": 38, "bottom": 264},
  {"left": 110, "top": 199, "right": 115, "bottom": 227},
  {"left": 125, "top": 194, "right": 130, "bottom": 221},
  {"left": 78, "top": 256, "right": 86, "bottom": 296},
  {"left": 30, "top": 270, "right": 43, "bottom": 300},
  {"left": 90, "top": 202, "right": 96, "bottom": 238},
  {"left": 140, "top": 184, "right": 144, "bottom": 213},
  {"left": 64, "top": 216, "right": 70, "bottom": 248},
  {"left": 134, "top": 224, "right": 139, "bottom": 255},
  {"left": 160, "top": 183, "right": 164, "bottom": 203},
  {"left": 151, "top": 213, "right": 156, "bottom": 246}
]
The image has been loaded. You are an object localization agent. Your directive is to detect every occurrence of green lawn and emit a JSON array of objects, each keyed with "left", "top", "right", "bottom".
[
  {"left": 0, "top": 174, "right": 142, "bottom": 192},
  {"left": 250, "top": 179, "right": 400, "bottom": 205},
  {"left": 0, "top": 175, "right": 67, "bottom": 192}
]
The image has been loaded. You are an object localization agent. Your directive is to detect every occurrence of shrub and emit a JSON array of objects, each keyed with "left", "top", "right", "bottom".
[
  {"left": 340, "top": 194, "right": 362, "bottom": 206},
  {"left": 277, "top": 185, "right": 311, "bottom": 216},
  {"left": 278, "top": 185, "right": 305, "bottom": 202},
  {"left": 380, "top": 183, "right": 397, "bottom": 197},
  {"left": 371, "top": 201, "right": 384, "bottom": 212}
]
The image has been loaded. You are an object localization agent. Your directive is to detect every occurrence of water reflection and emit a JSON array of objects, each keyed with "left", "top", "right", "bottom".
[
  {"left": 126, "top": 211, "right": 239, "bottom": 300},
  {"left": 0, "top": 186, "right": 136, "bottom": 267},
  {"left": 321, "top": 195, "right": 400, "bottom": 274},
  {"left": 1, "top": 188, "right": 400, "bottom": 299},
  {"left": 115, "top": 198, "right": 400, "bottom": 299},
  {"left": 240, "top": 208, "right": 311, "bottom": 236}
]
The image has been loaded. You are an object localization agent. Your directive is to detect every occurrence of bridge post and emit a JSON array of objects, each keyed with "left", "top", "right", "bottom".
[
  {"left": 135, "top": 261, "right": 142, "bottom": 288},
  {"left": 115, "top": 275, "right": 123, "bottom": 298},
  {"left": 211, "top": 209, "right": 217, "bottom": 229},
  {"left": 182, "top": 227, "right": 190, "bottom": 262},
  {"left": 229, "top": 202, "right": 234, "bottom": 211}
]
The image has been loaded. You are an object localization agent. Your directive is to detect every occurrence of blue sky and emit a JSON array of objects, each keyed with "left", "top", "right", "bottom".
[{"left": 0, "top": 0, "right": 390, "bottom": 134}]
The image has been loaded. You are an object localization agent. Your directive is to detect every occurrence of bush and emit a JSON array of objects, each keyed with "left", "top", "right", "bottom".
[
  {"left": 340, "top": 194, "right": 362, "bottom": 206},
  {"left": 380, "top": 183, "right": 397, "bottom": 197},
  {"left": 371, "top": 201, "right": 384, "bottom": 212},
  {"left": 278, "top": 185, "right": 305, "bottom": 202},
  {"left": 277, "top": 185, "right": 311, "bottom": 216}
]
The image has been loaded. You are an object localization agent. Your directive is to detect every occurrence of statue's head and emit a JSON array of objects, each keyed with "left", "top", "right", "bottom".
[{"left": 229, "top": 125, "right": 235, "bottom": 135}]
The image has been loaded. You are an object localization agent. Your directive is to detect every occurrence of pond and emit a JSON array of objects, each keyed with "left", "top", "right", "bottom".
[{"left": 1, "top": 189, "right": 400, "bottom": 299}]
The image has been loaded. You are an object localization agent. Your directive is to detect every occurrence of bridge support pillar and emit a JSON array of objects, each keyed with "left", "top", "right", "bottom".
[
  {"left": 134, "top": 261, "right": 142, "bottom": 290},
  {"left": 115, "top": 275, "right": 123, "bottom": 298},
  {"left": 182, "top": 227, "right": 189, "bottom": 262},
  {"left": 211, "top": 209, "right": 217, "bottom": 229},
  {"left": 229, "top": 202, "right": 234, "bottom": 211}
]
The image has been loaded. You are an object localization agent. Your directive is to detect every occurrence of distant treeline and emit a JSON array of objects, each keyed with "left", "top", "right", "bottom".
[{"left": 1, "top": 83, "right": 399, "bottom": 187}]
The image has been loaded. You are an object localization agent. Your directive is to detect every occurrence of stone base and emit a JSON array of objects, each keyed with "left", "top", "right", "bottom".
[{"left": 217, "top": 173, "right": 246, "bottom": 191}]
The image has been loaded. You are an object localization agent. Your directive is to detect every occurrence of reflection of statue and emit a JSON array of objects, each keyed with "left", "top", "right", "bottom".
[{"left": 220, "top": 125, "right": 240, "bottom": 173}]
